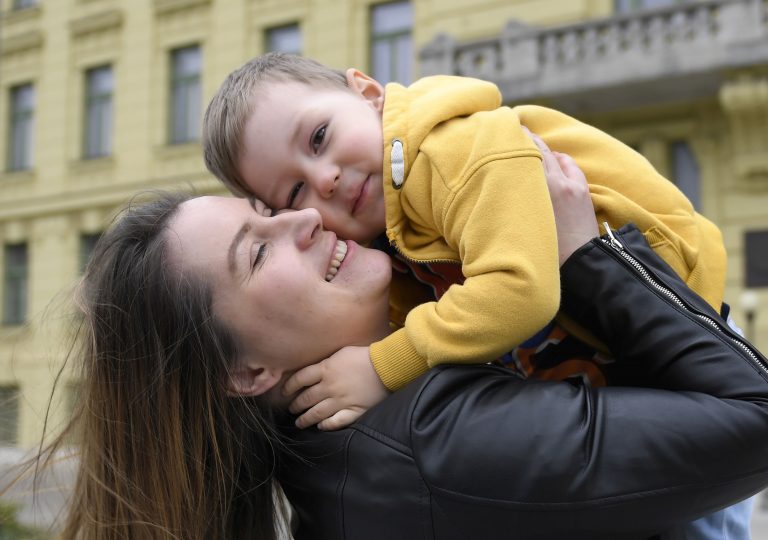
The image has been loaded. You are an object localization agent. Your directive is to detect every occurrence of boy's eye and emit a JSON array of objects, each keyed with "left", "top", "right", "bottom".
[
  {"left": 288, "top": 182, "right": 304, "bottom": 209},
  {"left": 311, "top": 126, "right": 326, "bottom": 153}
]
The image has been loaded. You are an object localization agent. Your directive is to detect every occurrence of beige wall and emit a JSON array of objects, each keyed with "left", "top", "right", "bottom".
[{"left": 1, "top": 0, "right": 767, "bottom": 447}]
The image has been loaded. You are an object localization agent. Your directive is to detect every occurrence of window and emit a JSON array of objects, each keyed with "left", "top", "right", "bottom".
[
  {"left": 615, "top": 0, "right": 686, "bottom": 12},
  {"left": 83, "top": 66, "right": 113, "bottom": 159},
  {"left": 13, "top": 0, "right": 37, "bottom": 9},
  {"left": 745, "top": 230, "right": 768, "bottom": 288},
  {"left": 0, "top": 386, "right": 19, "bottom": 445},
  {"left": 79, "top": 233, "right": 101, "bottom": 273},
  {"left": 7, "top": 84, "right": 34, "bottom": 171},
  {"left": 669, "top": 141, "right": 700, "bottom": 211},
  {"left": 370, "top": 1, "right": 413, "bottom": 85},
  {"left": 169, "top": 45, "right": 201, "bottom": 144},
  {"left": 266, "top": 24, "right": 302, "bottom": 55},
  {"left": 3, "top": 243, "right": 28, "bottom": 326}
]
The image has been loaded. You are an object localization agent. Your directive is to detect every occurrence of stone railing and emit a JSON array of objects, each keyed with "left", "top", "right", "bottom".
[{"left": 420, "top": 0, "right": 768, "bottom": 107}]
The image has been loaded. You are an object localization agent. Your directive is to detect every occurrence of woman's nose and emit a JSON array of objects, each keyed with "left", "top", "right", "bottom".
[{"left": 276, "top": 207, "right": 323, "bottom": 249}]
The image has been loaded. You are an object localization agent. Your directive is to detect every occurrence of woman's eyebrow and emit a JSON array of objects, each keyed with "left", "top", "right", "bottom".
[
  {"left": 248, "top": 196, "right": 273, "bottom": 216},
  {"left": 228, "top": 224, "right": 250, "bottom": 276}
]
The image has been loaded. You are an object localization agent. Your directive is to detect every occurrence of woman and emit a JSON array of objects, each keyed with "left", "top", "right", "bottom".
[{"left": 20, "top": 151, "right": 768, "bottom": 539}]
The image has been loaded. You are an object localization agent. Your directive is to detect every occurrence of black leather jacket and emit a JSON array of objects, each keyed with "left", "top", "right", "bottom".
[{"left": 278, "top": 226, "right": 768, "bottom": 540}]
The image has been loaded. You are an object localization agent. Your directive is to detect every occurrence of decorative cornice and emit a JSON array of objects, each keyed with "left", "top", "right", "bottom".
[
  {"left": 1, "top": 29, "right": 43, "bottom": 56},
  {"left": 0, "top": 174, "right": 219, "bottom": 222},
  {"left": 420, "top": 0, "right": 768, "bottom": 113},
  {"left": 69, "top": 9, "right": 123, "bottom": 38},
  {"left": 1, "top": 4, "right": 41, "bottom": 25},
  {"left": 153, "top": 0, "right": 212, "bottom": 16}
]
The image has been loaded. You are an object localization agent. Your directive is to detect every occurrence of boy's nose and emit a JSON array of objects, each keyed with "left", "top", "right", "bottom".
[{"left": 308, "top": 166, "right": 340, "bottom": 198}]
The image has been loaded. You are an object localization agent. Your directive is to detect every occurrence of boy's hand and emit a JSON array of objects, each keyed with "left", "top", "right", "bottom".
[
  {"left": 523, "top": 126, "right": 598, "bottom": 264},
  {"left": 283, "top": 346, "right": 390, "bottom": 431}
]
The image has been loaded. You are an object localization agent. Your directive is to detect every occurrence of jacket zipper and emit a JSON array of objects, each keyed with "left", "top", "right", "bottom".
[
  {"left": 600, "top": 224, "right": 768, "bottom": 378},
  {"left": 388, "top": 237, "right": 460, "bottom": 266}
]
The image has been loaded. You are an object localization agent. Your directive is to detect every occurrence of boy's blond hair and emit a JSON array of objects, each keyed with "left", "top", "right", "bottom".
[{"left": 203, "top": 52, "right": 348, "bottom": 196}]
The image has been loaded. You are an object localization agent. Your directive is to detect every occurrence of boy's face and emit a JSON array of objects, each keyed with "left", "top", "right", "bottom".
[{"left": 238, "top": 70, "right": 387, "bottom": 243}]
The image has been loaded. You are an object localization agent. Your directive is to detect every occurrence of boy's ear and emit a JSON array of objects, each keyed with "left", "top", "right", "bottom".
[
  {"left": 226, "top": 362, "right": 280, "bottom": 397},
  {"left": 346, "top": 68, "right": 385, "bottom": 112}
]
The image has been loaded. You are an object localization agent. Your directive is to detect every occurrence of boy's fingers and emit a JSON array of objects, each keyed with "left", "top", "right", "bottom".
[
  {"left": 288, "top": 383, "right": 326, "bottom": 415},
  {"left": 522, "top": 127, "right": 560, "bottom": 177},
  {"left": 522, "top": 125, "right": 552, "bottom": 153},
  {"left": 554, "top": 152, "right": 589, "bottom": 187},
  {"left": 318, "top": 409, "right": 362, "bottom": 431},
  {"left": 555, "top": 151, "right": 576, "bottom": 170},
  {"left": 295, "top": 399, "right": 337, "bottom": 429},
  {"left": 283, "top": 363, "right": 323, "bottom": 396}
]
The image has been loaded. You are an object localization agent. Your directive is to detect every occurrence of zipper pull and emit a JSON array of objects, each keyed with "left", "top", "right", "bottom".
[{"left": 602, "top": 222, "right": 624, "bottom": 251}]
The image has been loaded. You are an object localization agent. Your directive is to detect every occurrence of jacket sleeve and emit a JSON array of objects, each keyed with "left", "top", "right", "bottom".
[
  {"left": 516, "top": 104, "right": 726, "bottom": 310},
  {"left": 371, "top": 109, "right": 561, "bottom": 390},
  {"left": 404, "top": 226, "right": 768, "bottom": 538}
]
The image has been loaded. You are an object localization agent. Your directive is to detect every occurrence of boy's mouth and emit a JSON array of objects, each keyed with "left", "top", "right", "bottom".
[
  {"left": 325, "top": 240, "right": 348, "bottom": 282},
  {"left": 352, "top": 175, "right": 371, "bottom": 216}
]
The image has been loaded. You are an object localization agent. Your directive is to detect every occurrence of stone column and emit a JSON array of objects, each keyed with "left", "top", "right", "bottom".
[{"left": 719, "top": 73, "right": 768, "bottom": 191}]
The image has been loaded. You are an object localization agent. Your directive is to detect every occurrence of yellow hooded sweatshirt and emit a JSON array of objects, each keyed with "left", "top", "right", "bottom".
[{"left": 369, "top": 75, "right": 726, "bottom": 391}]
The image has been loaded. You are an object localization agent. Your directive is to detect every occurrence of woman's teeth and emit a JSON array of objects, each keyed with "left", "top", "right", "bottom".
[{"left": 325, "top": 240, "right": 348, "bottom": 282}]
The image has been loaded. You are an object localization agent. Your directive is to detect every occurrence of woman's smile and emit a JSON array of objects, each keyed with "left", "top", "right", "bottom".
[
  {"left": 166, "top": 196, "right": 392, "bottom": 381},
  {"left": 326, "top": 239, "right": 348, "bottom": 282}
]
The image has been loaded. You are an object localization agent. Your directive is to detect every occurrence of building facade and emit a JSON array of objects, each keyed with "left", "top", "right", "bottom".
[{"left": 1, "top": 0, "right": 767, "bottom": 447}]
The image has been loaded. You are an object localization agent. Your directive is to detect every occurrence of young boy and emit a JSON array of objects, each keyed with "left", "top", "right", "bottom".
[{"left": 203, "top": 52, "right": 726, "bottom": 425}]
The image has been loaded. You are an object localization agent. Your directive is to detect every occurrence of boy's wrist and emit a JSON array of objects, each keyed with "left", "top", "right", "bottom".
[{"left": 370, "top": 331, "right": 429, "bottom": 391}]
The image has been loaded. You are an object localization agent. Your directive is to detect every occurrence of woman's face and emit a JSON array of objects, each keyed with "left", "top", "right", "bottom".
[{"left": 167, "top": 196, "right": 392, "bottom": 387}]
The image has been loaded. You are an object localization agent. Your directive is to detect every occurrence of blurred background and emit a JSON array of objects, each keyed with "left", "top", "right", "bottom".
[{"left": 1, "top": 0, "right": 768, "bottom": 536}]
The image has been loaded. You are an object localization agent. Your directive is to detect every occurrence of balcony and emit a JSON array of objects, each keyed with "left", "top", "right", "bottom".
[{"left": 420, "top": 0, "right": 768, "bottom": 112}]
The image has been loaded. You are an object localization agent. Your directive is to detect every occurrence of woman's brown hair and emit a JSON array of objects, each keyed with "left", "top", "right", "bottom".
[{"left": 19, "top": 192, "right": 284, "bottom": 539}]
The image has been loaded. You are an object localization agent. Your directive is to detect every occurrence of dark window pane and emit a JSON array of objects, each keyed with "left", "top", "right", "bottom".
[
  {"left": 170, "top": 46, "right": 201, "bottom": 143},
  {"left": 615, "top": 0, "right": 684, "bottom": 12},
  {"left": 80, "top": 233, "right": 101, "bottom": 273},
  {"left": 8, "top": 84, "right": 34, "bottom": 171},
  {"left": 3, "top": 243, "right": 28, "bottom": 325},
  {"left": 0, "top": 386, "right": 19, "bottom": 445},
  {"left": 670, "top": 141, "right": 700, "bottom": 211},
  {"left": 266, "top": 24, "right": 302, "bottom": 55},
  {"left": 370, "top": 1, "right": 413, "bottom": 85},
  {"left": 13, "top": 0, "right": 37, "bottom": 9},
  {"left": 371, "top": 1, "right": 412, "bottom": 33},
  {"left": 84, "top": 66, "right": 113, "bottom": 158},
  {"left": 745, "top": 231, "right": 768, "bottom": 288}
]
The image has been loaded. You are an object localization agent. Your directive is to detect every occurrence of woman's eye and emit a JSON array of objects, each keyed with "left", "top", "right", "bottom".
[
  {"left": 311, "top": 126, "right": 326, "bottom": 153},
  {"left": 287, "top": 182, "right": 304, "bottom": 209},
  {"left": 251, "top": 244, "right": 267, "bottom": 272}
]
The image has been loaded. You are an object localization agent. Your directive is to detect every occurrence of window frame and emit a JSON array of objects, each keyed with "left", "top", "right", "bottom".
[
  {"left": 669, "top": 140, "right": 701, "bottom": 211},
  {"left": 369, "top": 1, "right": 413, "bottom": 85},
  {"left": 168, "top": 45, "right": 202, "bottom": 145},
  {"left": 83, "top": 65, "right": 114, "bottom": 159},
  {"left": 13, "top": 0, "right": 37, "bottom": 10},
  {"left": 3, "top": 243, "right": 28, "bottom": 326},
  {"left": 745, "top": 230, "right": 768, "bottom": 288},
  {"left": 265, "top": 23, "right": 302, "bottom": 55},
  {"left": 0, "top": 385, "right": 20, "bottom": 445},
  {"left": 614, "top": 0, "right": 687, "bottom": 13},
  {"left": 7, "top": 83, "right": 35, "bottom": 172},
  {"left": 79, "top": 232, "right": 102, "bottom": 273}
]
